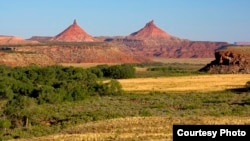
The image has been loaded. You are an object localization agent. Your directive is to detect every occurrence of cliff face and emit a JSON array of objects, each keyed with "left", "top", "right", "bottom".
[
  {"left": 199, "top": 46, "right": 250, "bottom": 73},
  {"left": 14, "top": 44, "right": 148, "bottom": 63},
  {"left": 0, "top": 20, "right": 232, "bottom": 66},
  {"left": 50, "top": 20, "right": 95, "bottom": 42},
  {"left": 122, "top": 39, "right": 227, "bottom": 58},
  {"left": 118, "top": 20, "right": 228, "bottom": 58}
]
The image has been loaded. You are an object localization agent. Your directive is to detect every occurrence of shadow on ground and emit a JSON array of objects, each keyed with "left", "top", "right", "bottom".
[{"left": 227, "top": 88, "right": 250, "bottom": 106}]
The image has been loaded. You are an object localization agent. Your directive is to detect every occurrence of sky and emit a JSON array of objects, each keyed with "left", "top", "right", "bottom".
[{"left": 0, "top": 0, "right": 249, "bottom": 43}]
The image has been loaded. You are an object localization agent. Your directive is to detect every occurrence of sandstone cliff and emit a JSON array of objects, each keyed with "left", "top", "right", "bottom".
[
  {"left": 199, "top": 46, "right": 250, "bottom": 73},
  {"left": 13, "top": 43, "right": 148, "bottom": 63},
  {"left": 50, "top": 20, "right": 95, "bottom": 42},
  {"left": 127, "top": 20, "right": 174, "bottom": 40},
  {"left": 117, "top": 20, "right": 228, "bottom": 58}
]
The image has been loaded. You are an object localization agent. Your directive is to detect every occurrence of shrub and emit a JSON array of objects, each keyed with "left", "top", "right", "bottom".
[
  {"left": 0, "top": 65, "right": 103, "bottom": 104},
  {"left": 245, "top": 81, "right": 250, "bottom": 90},
  {"left": 102, "top": 64, "right": 135, "bottom": 79},
  {"left": 88, "top": 67, "right": 103, "bottom": 78},
  {"left": 95, "top": 79, "right": 123, "bottom": 96},
  {"left": 0, "top": 119, "right": 11, "bottom": 133}
]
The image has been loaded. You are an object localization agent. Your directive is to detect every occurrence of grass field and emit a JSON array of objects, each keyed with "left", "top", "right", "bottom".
[
  {"left": 2, "top": 60, "right": 250, "bottom": 141},
  {"left": 11, "top": 116, "right": 250, "bottom": 141},
  {"left": 119, "top": 74, "right": 250, "bottom": 93},
  {"left": 5, "top": 73, "right": 250, "bottom": 141},
  {"left": 150, "top": 57, "right": 214, "bottom": 64}
]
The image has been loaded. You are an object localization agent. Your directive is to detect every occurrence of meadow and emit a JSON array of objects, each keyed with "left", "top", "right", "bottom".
[
  {"left": 10, "top": 116, "right": 250, "bottom": 141},
  {"left": 1, "top": 59, "right": 250, "bottom": 141},
  {"left": 119, "top": 74, "right": 250, "bottom": 93}
]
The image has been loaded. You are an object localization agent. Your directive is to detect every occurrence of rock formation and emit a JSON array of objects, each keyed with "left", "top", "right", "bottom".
[
  {"left": 118, "top": 20, "right": 228, "bottom": 58},
  {"left": 127, "top": 20, "right": 174, "bottom": 39},
  {"left": 50, "top": 20, "right": 95, "bottom": 42},
  {"left": 29, "top": 36, "right": 52, "bottom": 42},
  {"left": 199, "top": 46, "right": 250, "bottom": 73},
  {"left": 13, "top": 43, "right": 149, "bottom": 63}
]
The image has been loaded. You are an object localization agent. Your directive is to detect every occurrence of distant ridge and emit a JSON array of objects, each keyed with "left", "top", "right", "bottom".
[
  {"left": 128, "top": 20, "right": 173, "bottom": 39},
  {"left": 0, "top": 35, "right": 38, "bottom": 45},
  {"left": 50, "top": 20, "right": 95, "bottom": 42}
]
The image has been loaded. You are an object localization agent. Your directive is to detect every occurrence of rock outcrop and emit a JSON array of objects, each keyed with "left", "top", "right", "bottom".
[
  {"left": 50, "top": 20, "right": 95, "bottom": 42},
  {"left": 121, "top": 39, "right": 227, "bottom": 58},
  {"left": 116, "top": 20, "right": 228, "bottom": 58},
  {"left": 29, "top": 36, "right": 52, "bottom": 42},
  {"left": 199, "top": 46, "right": 250, "bottom": 73},
  {"left": 127, "top": 20, "right": 174, "bottom": 40}
]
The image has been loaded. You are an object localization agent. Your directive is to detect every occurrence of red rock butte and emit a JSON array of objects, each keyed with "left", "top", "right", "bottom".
[
  {"left": 128, "top": 20, "right": 172, "bottom": 39},
  {"left": 50, "top": 20, "right": 95, "bottom": 42}
]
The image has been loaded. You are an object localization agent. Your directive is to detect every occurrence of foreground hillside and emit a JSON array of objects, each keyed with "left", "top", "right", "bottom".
[{"left": 12, "top": 116, "right": 250, "bottom": 141}]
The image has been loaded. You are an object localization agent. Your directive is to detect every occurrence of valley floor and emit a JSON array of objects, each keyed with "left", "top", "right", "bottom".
[
  {"left": 119, "top": 74, "right": 250, "bottom": 93},
  {"left": 10, "top": 116, "right": 250, "bottom": 141}
]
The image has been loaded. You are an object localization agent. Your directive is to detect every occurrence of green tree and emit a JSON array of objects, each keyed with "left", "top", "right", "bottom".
[
  {"left": 4, "top": 96, "right": 37, "bottom": 128},
  {"left": 0, "top": 77, "right": 14, "bottom": 100},
  {"left": 101, "top": 64, "right": 135, "bottom": 79}
]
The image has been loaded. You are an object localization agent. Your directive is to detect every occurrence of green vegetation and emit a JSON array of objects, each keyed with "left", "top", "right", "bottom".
[
  {"left": 0, "top": 64, "right": 126, "bottom": 139},
  {"left": 134, "top": 62, "right": 205, "bottom": 77},
  {"left": 0, "top": 63, "right": 249, "bottom": 140},
  {"left": 92, "top": 64, "right": 136, "bottom": 79},
  {"left": 1, "top": 90, "right": 250, "bottom": 140}
]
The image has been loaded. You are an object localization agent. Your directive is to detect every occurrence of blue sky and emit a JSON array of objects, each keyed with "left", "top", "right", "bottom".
[{"left": 0, "top": 0, "right": 249, "bottom": 43}]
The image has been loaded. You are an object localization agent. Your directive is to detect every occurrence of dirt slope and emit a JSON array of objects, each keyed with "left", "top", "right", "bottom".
[
  {"left": 0, "top": 51, "right": 55, "bottom": 67},
  {"left": 14, "top": 43, "right": 148, "bottom": 63}
]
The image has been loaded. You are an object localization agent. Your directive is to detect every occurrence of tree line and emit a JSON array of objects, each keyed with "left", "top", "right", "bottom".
[{"left": 0, "top": 64, "right": 135, "bottom": 130}]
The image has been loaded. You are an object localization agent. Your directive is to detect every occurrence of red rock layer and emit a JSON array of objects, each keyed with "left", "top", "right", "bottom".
[
  {"left": 200, "top": 46, "right": 250, "bottom": 73},
  {"left": 50, "top": 20, "right": 95, "bottom": 42},
  {"left": 128, "top": 20, "right": 172, "bottom": 39}
]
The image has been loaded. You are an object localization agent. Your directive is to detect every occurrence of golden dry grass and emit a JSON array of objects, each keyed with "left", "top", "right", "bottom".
[
  {"left": 13, "top": 116, "right": 250, "bottom": 141},
  {"left": 118, "top": 74, "right": 250, "bottom": 93},
  {"left": 150, "top": 57, "right": 214, "bottom": 64}
]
